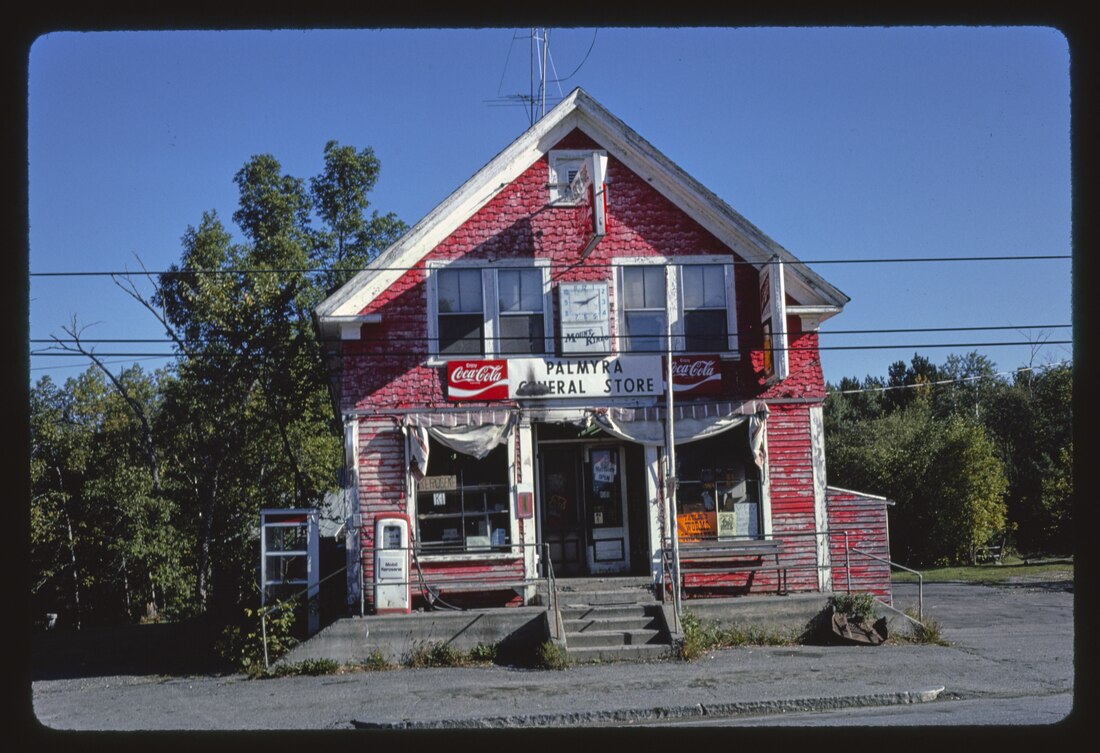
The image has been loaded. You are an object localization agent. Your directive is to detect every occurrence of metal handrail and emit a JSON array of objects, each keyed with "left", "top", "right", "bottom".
[
  {"left": 259, "top": 562, "right": 350, "bottom": 669},
  {"left": 849, "top": 545, "right": 924, "bottom": 622},
  {"left": 658, "top": 528, "right": 911, "bottom": 605}
]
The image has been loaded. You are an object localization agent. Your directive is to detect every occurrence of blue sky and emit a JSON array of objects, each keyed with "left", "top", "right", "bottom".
[{"left": 27, "top": 27, "right": 1073, "bottom": 386}]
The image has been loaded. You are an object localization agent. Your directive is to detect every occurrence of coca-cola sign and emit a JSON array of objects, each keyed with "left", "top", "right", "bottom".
[
  {"left": 447, "top": 360, "right": 509, "bottom": 401},
  {"left": 669, "top": 355, "right": 722, "bottom": 395}
]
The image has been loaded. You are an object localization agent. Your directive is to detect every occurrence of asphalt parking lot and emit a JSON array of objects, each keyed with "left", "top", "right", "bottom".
[{"left": 28, "top": 575, "right": 1077, "bottom": 731}]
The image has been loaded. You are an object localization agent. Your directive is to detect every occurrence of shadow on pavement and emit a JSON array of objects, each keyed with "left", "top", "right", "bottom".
[{"left": 31, "top": 620, "right": 231, "bottom": 680}]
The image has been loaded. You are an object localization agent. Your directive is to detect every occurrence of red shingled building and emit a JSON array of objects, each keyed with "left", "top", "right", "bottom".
[{"left": 314, "top": 89, "right": 892, "bottom": 614}]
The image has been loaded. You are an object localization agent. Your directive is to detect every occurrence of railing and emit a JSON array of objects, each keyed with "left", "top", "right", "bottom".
[
  {"left": 359, "top": 540, "right": 561, "bottom": 628},
  {"left": 259, "top": 563, "right": 349, "bottom": 670},
  {"left": 849, "top": 545, "right": 924, "bottom": 623},
  {"left": 659, "top": 528, "right": 922, "bottom": 625}
]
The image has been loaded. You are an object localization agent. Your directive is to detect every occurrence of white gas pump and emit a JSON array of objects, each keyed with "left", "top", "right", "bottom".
[{"left": 373, "top": 514, "right": 411, "bottom": 614}]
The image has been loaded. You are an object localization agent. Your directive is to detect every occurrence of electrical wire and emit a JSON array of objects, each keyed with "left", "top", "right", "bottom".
[
  {"left": 30, "top": 323, "right": 1072, "bottom": 346},
  {"left": 27, "top": 253, "right": 1072, "bottom": 277},
  {"left": 828, "top": 360, "right": 1071, "bottom": 395},
  {"left": 29, "top": 339, "right": 1073, "bottom": 359}
]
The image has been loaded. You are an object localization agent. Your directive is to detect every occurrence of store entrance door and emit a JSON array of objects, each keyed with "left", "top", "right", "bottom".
[{"left": 539, "top": 443, "right": 631, "bottom": 576}]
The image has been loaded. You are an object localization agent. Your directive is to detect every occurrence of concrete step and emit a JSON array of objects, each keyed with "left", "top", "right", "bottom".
[
  {"left": 566, "top": 643, "right": 673, "bottom": 664},
  {"left": 559, "top": 603, "right": 661, "bottom": 621},
  {"left": 564, "top": 613, "right": 661, "bottom": 633},
  {"left": 565, "top": 628, "right": 665, "bottom": 648}
]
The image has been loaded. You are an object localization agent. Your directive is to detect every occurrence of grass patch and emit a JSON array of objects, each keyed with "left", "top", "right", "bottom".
[
  {"left": 891, "top": 558, "right": 1073, "bottom": 584},
  {"left": 345, "top": 650, "right": 394, "bottom": 672},
  {"left": 889, "top": 608, "right": 951, "bottom": 646},
  {"left": 251, "top": 657, "right": 341, "bottom": 679},
  {"left": 403, "top": 641, "right": 470, "bottom": 668},
  {"left": 677, "top": 610, "right": 798, "bottom": 661},
  {"left": 535, "top": 640, "right": 570, "bottom": 670}
]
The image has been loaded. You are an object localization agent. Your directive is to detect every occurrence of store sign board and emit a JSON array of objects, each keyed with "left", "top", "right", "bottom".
[
  {"left": 419, "top": 475, "right": 457, "bottom": 492},
  {"left": 447, "top": 360, "right": 509, "bottom": 401},
  {"left": 508, "top": 356, "right": 662, "bottom": 399},
  {"left": 669, "top": 355, "right": 722, "bottom": 396}
]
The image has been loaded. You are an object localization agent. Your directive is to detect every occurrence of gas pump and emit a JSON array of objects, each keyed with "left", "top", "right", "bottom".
[{"left": 373, "top": 514, "right": 412, "bottom": 614}]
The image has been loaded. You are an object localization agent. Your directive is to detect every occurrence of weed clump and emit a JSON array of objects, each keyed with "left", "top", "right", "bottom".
[{"left": 676, "top": 609, "right": 797, "bottom": 661}]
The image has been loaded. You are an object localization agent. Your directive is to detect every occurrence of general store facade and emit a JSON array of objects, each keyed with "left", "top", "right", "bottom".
[{"left": 314, "top": 89, "right": 891, "bottom": 613}]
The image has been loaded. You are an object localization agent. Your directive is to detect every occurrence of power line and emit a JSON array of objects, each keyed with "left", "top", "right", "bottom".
[
  {"left": 828, "top": 360, "right": 1071, "bottom": 395},
  {"left": 30, "top": 323, "right": 1072, "bottom": 346},
  {"left": 29, "top": 339, "right": 1073, "bottom": 359},
  {"left": 27, "top": 253, "right": 1072, "bottom": 278}
]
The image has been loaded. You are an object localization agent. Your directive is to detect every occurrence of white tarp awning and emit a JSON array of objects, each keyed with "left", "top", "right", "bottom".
[
  {"left": 403, "top": 410, "right": 516, "bottom": 474},
  {"left": 587, "top": 399, "right": 769, "bottom": 469}
]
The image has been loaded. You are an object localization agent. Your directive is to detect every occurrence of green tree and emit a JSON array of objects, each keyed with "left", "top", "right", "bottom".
[{"left": 827, "top": 395, "right": 1007, "bottom": 565}]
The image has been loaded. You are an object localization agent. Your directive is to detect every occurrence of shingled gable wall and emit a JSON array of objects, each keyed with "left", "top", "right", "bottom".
[{"left": 343, "top": 128, "right": 834, "bottom": 608}]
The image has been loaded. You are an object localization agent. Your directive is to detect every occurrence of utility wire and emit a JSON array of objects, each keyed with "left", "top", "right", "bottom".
[
  {"left": 828, "top": 360, "right": 1071, "bottom": 395},
  {"left": 29, "top": 339, "right": 1073, "bottom": 359},
  {"left": 30, "top": 323, "right": 1072, "bottom": 346},
  {"left": 27, "top": 253, "right": 1072, "bottom": 277}
]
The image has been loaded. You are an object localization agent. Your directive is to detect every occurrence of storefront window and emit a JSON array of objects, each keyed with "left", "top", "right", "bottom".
[
  {"left": 676, "top": 431, "right": 761, "bottom": 540},
  {"left": 416, "top": 441, "right": 511, "bottom": 553}
]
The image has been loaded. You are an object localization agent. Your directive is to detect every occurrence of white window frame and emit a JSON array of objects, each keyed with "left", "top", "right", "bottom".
[
  {"left": 426, "top": 260, "right": 553, "bottom": 363},
  {"left": 548, "top": 149, "right": 606, "bottom": 205},
  {"left": 613, "top": 256, "right": 740, "bottom": 358}
]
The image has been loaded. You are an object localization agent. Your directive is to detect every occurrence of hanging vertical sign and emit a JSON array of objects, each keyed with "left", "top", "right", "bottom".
[
  {"left": 570, "top": 151, "right": 608, "bottom": 258},
  {"left": 758, "top": 256, "right": 789, "bottom": 382}
]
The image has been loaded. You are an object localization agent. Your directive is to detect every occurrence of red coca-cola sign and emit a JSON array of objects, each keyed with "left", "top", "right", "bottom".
[
  {"left": 447, "top": 360, "right": 509, "bottom": 401},
  {"left": 669, "top": 355, "right": 722, "bottom": 395}
]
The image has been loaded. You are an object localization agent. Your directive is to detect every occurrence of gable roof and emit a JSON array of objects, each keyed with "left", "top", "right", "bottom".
[{"left": 315, "top": 87, "right": 848, "bottom": 330}]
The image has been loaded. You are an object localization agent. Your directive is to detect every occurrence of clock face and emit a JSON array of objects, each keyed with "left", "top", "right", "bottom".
[
  {"left": 559, "top": 282, "right": 610, "bottom": 355},
  {"left": 560, "top": 282, "right": 609, "bottom": 323}
]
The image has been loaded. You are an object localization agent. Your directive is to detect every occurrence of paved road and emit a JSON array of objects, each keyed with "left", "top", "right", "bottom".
[{"left": 28, "top": 576, "right": 1079, "bottom": 732}]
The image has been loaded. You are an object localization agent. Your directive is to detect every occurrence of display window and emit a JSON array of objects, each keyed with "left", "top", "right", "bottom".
[{"left": 415, "top": 440, "right": 511, "bottom": 553}]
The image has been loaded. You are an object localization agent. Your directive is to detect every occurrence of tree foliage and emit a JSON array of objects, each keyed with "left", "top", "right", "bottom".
[
  {"left": 826, "top": 353, "right": 1072, "bottom": 564},
  {"left": 31, "top": 142, "right": 406, "bottom": 630}
]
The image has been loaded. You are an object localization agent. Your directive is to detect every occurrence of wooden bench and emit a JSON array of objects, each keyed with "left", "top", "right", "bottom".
[{"left": 671, "top": 538, "right": 787, "bottom": 595}]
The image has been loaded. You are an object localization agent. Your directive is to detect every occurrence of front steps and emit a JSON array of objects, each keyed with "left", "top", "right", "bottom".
[{"left": 552, "top": 577, "right": 674, "bottom": 663}]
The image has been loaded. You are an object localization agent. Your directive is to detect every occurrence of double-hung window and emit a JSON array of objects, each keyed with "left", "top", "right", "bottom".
[
  {"left": 616, "top": 259, "right": 739, "bottom": 356},
  {"left": 497, "top": 268, "right": 545, "bottom": 354},
  {"left": 437, "top": 268, "right": 484, "bottom": 355},
  {"left": 681, "top": 264, "right": 730, "bottom": 353},
  {"left": 620, "top": 265, "right": 668, "bottom": 353},
  {"left": 430, "top": 263, "right": 551, "bottom": 359}
]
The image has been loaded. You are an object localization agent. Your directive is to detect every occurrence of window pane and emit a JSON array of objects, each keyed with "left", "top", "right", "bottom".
[
  {"left": 439, "top": 314, "right": 484, "bottom": 355},
  {"left": 684, "top": 310, "right": 727, "bottom": 352},
  {"left": 498, "top": 269, "right": 543, "bottom": 313},
  {"left": 622, "top": 267, "right": 646, "bottom": 309},
  {"left": 683, "top": 265, "right": 726, "bottom": 309},
  {"left": 624, "top": 311, "right": 667, "bottom": 353},
  {"left": 439, "top": 269, "right": 482, "bottom": 313},
  {"left": 499, "top": 314, "right": 544, "bottom": 354},
  {"left": 642, "top": 266, "right": 665, "bottom": 308},
  {"left": 622, "top": 266, "right": 665, "bottom": 309}
]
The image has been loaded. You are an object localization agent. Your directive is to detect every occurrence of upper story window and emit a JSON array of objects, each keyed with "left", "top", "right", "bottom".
[
  {"left": 497, "top": 268, "right": 546, "bottom": 355},
  {"left": 429, "top": 263, "right": 552, "bottom": 360},
  {"left": 621, "top": 265, "right": 667, "bottom": 354},
  {"left": 681, "top": 264, "right": 730, "bottom": 353},
  {"left": 548, "top": 149, "right": 605, "bottom": 204},
  {"left": 437, "top": 268, "right": 484, "bottom": 355},
  {"left": 615, "top": 258, "right": 740, "bottom": 357}
]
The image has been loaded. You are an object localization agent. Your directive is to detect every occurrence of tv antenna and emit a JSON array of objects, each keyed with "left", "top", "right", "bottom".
[{"left": 487, "top": 28, "right": 565, "bottom": 126}]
